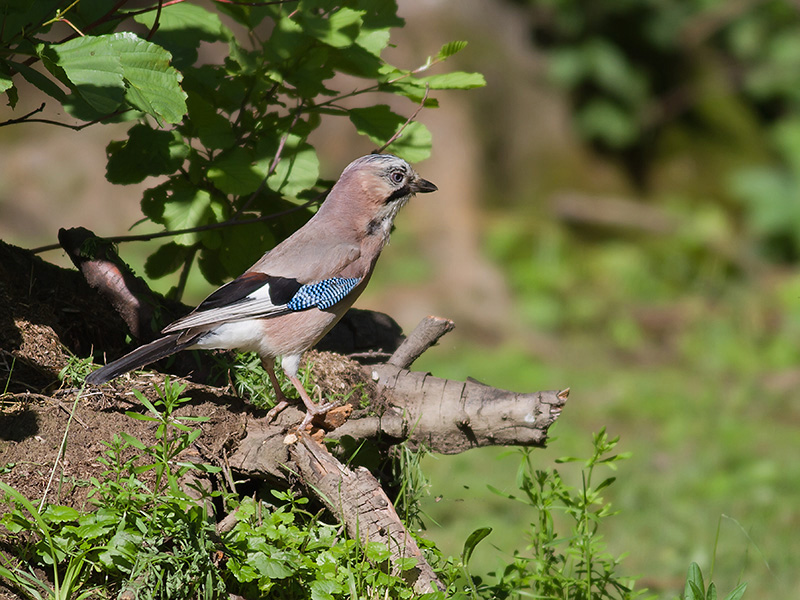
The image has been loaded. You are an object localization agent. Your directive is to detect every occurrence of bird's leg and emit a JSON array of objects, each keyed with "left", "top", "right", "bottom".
[
  {"left": 262, "top": 359, "right": 290, "bottom": 422},
  {"left": 286, "top": 373, "right": 338, "bottom": 429}
]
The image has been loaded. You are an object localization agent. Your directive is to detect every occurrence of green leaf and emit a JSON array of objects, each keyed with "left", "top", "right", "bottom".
[
  {"left": 118, "top": 432, "right": 147, "bottom": 451},
  {"left": 48, "top": 32, "right": 186, "bottom": 123},
  {"left": 185, "top": 93, "right": 235, "bottom": 149},
  {"left": 264, "top": 140, "right": 320, "bottom": 198},
  {"left": 348, "top": 105, "right": 432, "bottom": 162},
  {"left": 47, "top": 35, "right": 126, "bottom": 113},
  {"left": 437, "top": 40, "right": 468, "bottom": 60},
  {"left": 98, "top": 530, "right": 139, "bottom": 573},
  {"left": 462, "top": 527, "right": 492, "bottom": 566},
  {"left": 150, "top": 184, "right": 218, "bottom": 245},
  {"left": 208, "top": 147, "right": 265, "bottom": 195},
  {"left": 133, "top": 2, "right": 226, "bottom": 68},
  {"left": 217, "top": 223, "right": 276, "bottom": 280},
  {"left": 707, "top": 582, "right": 718, "bottom": 600},
  {"left": 684, "top": 563, "right": 705, "bottom": 600},
  {"left": 394, "top": 556, "right": 419, "bottom": 570},
  {"left": 144, "top": 242, "right": 193, "bottom": 279},
  {"left": 301, "top": 7, "right": 364, "bottom": 48},
  {"left": 112, "top": 32, "right": 187, "bottom": 124},
  {"left": 309, "top": 579, "right": 344, "bottom": 600},
  {"left": 42, "top": 505, "right": 79, "bottom": 523},
  {"left": 356, "top": 27, "right": 391, "bottom": 56},
  {"left": 0, "top": 65, "right": 12, "bottom": 94},
  {"left": 106, "top": 124, "right": 188, "bottom": 184},
  {"left": 0, "top": 62, "right": 15, "bottom": 107},
  {"left": 723, "top": 583, "right": 748, "bottom": 600},
  {"left": 250, "top": 551, "right": 293, "bottom": 579},
  {"left": 364, "top": 541, "right": 391, "bottom": 562},
  {"left": 418, "top": 71, "right": 486, "bottom": 90}
]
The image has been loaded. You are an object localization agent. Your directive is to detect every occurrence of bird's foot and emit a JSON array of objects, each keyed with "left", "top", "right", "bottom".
[
  {"left": 299, "top": 399, "right": 340, "bottom": 430},
  {"left": 266, "top": 399, "right": 289, "bottom": 422}
]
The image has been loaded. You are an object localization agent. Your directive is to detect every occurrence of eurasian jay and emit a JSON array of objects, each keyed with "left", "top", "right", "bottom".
[{"left": 85, "top": 154, "right": 436, "bottom": 427}]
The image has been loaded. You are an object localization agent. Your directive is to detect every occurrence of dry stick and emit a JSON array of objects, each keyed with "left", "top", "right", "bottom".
[
  {"left": 0, "top": 102, "right": 46, "bottom": 127},
  {"left": 387, "top": 315, "right": 455, "bottom": 370}
]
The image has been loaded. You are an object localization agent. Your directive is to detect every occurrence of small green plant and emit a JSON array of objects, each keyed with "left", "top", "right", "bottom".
[
  {"left": 680, "top": 562, "right": 747, "bottom": 600},
  {"left": 122, "top": 377, "right": 218, "bottom": 497},
  {"left": 0, "top": 376, "right": 449, "bottom": 599},
  {"left": 57, "top": 356, "right": 95, "bottom": 387},
  {"left": 0, "top": 481, "right": 100, "bottom": 600},
  {"left": 0, "top": 378, "right": 226, "bottom": 599},
  {"left": 470, "top": 428, "right": 642, "bottom": 599},
  {"left": 223, "top": 491, "right": 431, "bottom": 598}
]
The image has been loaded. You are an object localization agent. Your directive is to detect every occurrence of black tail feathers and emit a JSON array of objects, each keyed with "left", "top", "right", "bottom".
[{"left": 86, "top": 333, "right": 194, "bottom": 385}]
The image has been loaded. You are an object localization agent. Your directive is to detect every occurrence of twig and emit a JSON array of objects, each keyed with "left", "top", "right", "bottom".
[
  {"left": 232, "top": 101, "right": 305, "bottom": 218},
  {"left": 0, "top": 103, "right": 46, "bottom": 128},
  {"left": 145, "top": 0, "right": 164, "bottom": 41},
  {"left": 56, "top": 400, "right": 88, "bottom": 429},
  {"left": 31, "top": 194, "right": 325, "bottom": 254},
  {"left": 375, "top": 85, "right": 430, "bottom": 154},
  {"left": 387, "top": 315, "right": 454, "bottom": 369},
  {"left": 173, "top": 244, "right": 199, "bottom": 302},
  {"left": 39, "top": 384, "right": 88, "bottom": 511}
]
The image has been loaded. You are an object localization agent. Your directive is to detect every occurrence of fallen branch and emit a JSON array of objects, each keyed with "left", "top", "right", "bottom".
[{"left": 288, "top": 433, "right": 442, "bottom": 593}]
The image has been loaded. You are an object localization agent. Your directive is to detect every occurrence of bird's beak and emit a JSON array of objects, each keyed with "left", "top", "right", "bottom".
[{"left": 411, "top": 177, "right": 437, "bottom": 194}]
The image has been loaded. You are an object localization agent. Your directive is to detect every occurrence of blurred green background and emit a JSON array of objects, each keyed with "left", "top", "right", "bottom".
[{"left": 2, "top": 0, "right": 799, "bottom": 598}]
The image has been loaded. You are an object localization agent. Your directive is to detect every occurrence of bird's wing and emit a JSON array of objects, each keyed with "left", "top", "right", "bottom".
[{"left": 162, "top": 272, "right": 363, "bottom": 333}]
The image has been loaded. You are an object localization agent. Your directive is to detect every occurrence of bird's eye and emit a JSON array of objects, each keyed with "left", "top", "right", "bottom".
[{"left": 390, "top": 171, "right": 405, "bottom": 184}]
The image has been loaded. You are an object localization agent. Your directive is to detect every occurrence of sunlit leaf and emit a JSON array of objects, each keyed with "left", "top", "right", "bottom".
[{"left": 437, "top": 40, "right": 468, "bottom": 60}]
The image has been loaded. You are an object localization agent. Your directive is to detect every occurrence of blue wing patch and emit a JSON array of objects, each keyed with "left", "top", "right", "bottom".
[{"left": 286, "top": 277, "right": 361, "bottom": 311}]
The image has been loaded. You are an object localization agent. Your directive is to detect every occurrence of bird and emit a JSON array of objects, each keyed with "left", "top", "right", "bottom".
[{"left": 85, "top": 153, "right": 437, "bottom": 428}]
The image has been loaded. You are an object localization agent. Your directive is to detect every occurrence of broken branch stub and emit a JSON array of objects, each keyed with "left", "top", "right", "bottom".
[
  {"left": 387, "top": 315, "right": 455, "bottom": 369},
  {"left": 327, "top": 364, "right": 568, "bottom": 454}
]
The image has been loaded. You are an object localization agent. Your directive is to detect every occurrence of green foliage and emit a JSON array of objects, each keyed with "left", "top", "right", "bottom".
[
  {"left": 471, "top": 429, "right": 641, "bottom": 599},
  {"left": 1, "top": 1, "right": 483, "bottom": 298},
  {"left": 681, "top": 563, "right": 747, "bottom": 600},
  {"left": 57, "top": 355, "right": 95, "bottom": 387},
  {"left": 0, "top": 379, "right": 445, "bottom": 599},
  {"left": 0, "top": 388, "right": 745, "bottom": 600}
]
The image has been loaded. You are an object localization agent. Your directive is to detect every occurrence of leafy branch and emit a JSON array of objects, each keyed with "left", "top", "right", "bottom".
[{"left": 1, "top": 1, "right": 484, "bottom": 295}]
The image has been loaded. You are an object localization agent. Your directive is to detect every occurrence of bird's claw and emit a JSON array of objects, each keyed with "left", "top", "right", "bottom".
[
  {"left": 299, "top": 399, "right": 340, "bottom": 430},
  {"left": 266, "top": 400, "right": 289, "bottom": 422}
]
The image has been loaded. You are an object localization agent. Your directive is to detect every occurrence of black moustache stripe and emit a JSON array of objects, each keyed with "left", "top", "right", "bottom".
[{"left": 385, "top": 184, "right": 410, "bottom": 203}]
